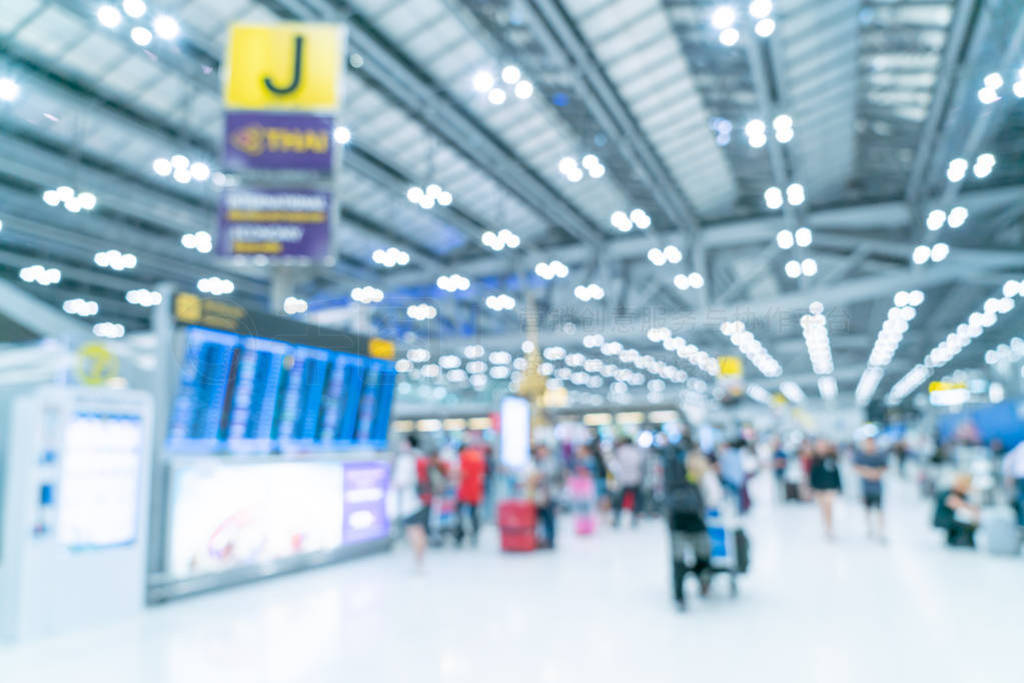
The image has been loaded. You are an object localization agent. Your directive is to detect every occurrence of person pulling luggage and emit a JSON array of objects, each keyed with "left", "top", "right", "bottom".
[{"left": 664, "top": 449, "right": 720, "bottom": 610}]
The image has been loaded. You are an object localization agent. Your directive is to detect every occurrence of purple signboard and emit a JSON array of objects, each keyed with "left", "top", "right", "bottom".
[
  {"left": 341, "top": 461, "right": 390, "bottom": 545},
  {"left": 224, "top": 112, "right": 333, "bottom": 173},
  {"left": 218, "top": 188, "right": 330, "bottom": 259}
]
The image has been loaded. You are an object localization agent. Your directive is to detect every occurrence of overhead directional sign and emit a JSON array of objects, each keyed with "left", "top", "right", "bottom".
[{"left": 224, "top": 23, "right": 345, "bottom": 111}]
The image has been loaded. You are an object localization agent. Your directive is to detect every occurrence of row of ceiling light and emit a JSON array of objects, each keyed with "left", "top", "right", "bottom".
[
  {"left": 42, "top": 186, "right": 98, "bottom": 213},
  {"left": 153, "top": 155, "right": 214, "bottom": 185},
  {"left": 610, "top": 209, "right": 652, "bottom": 232},
  {"left": 744, "top": 115, "right": 793, "bottom": 148},
  {"left": 946, "top": 154, "right": 995, "bottom": 183},
  {"left": 712, "top": 1, "right": 776, "bottom": 46},
  {"left": 764, "top": 183, "right": 805, "bottom": 209},
  {"left": 96, "top": 1, "right": 180, "bottom": 47},
  {"left": 645, "top": 327, "right": 720, "bottom": 377},
  {"left": 887, "top": 283, "right": 1021, "bottom": 403},
  {"left": 720, "top": 321, "right": 783, "bottom": 378},
  {"left": 800, "top": 303, "right": 833, "bottom": 376},
  {"left": 472, "top": 65, "right": 535, "bottom": 105},
  {"left": 976, "top": 68, "right": 1024, "bottom": 104},
  {"left": 855, "top": 290, "right": 926, "bottom": 405},
  {"left": 558, "top": 154, "right": 606, "bottom": 182}
]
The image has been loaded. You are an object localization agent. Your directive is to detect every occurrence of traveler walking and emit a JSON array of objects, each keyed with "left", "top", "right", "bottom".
[
  {"left": 854, "top": 437, "right": 888, "bottom": 541},
  {"left": 809, "top": 439, "right": 842, "bottom": 539},
  {"left": 610, "top": 437, "right": 648, "bottom": 527}
]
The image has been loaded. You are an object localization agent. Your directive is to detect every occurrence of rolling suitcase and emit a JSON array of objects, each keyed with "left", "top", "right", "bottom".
[
  {"left": 983, "top": 509, "right": 1021, "bottom": 556},
  {"left": 498, "top": 500, "right": 536, "bottom": 552}
]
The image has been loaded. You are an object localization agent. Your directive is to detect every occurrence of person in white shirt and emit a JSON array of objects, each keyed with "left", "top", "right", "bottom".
[
  {"left": 391, "top": 436, "right": 428, "bottom": 569},
  {"left": 610, "top": 437, "right": 648, "bottom": 527},
  {"left": 1001, "top": 441, "right": 1024, "bottom": 526}
]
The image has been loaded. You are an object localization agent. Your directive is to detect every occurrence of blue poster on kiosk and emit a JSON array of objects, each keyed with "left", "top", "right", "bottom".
[{"left": 166, "top": 326, "right": 395, "bottom": 455}]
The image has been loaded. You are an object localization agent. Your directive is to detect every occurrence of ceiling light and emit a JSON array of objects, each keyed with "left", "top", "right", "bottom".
[
  {"left": 629, "top": 208, "right": 651, "bottom": 229},
  {"left": 800, "top": 258, "right": 818, "bottom": 277},
  {"left": 63, "top": 298, "right": 99, "bottom": 317},
  {"left": 973, "top": 153, "right": 996, "bottom": 178},
  {"left": 946, "top": 157, "right": 967, "bottom": 183},
  {"left": 983, "top": 72, "right": 1004, "bottom": 90},
  {"left": 485, "top": 294, "right": 516, "bottom": 311},
  {"left": 197, "top": 276, "right": 234, "bottom": 296},
  {"left": 126, "top": 289, "right": 163, "bottom": 308},
  {"left": 754, "top": 18, "right": 776, "bottom": 37},
  {"left": 688, "top": 272, "right": 705, "bottom": 289},
  {"left": 926, "top": 209, "right": 946, "bottom": 231},
  {"left": 77, "top": 192, "right": 97, "bottom": 211},
  {"left": 189, "top": 161, "right": 210, "bottom": 182},
  {"left": 784, "top": 260, "right": 801, "bottom": 278},
  {"left": 487, "top": 88, "right": 507, "bottom": 105},
  {"left": 19, "top": 265, "right": 61, "bottom": 286},
  {"left": 947, "top": 206, "right": 968, "bottom": 229},
  {"left": 130, "top": 26, "right": 153, "bottom": 46},
  {"left": 978, "top": 87, "right": 1000, "bottom": 104},
  {"left": 794, "top": 226, "right": 812, "bottom": 247},
  {"left": 0, "top": 77, "right": 20, "bottom": 103},
  {"left": 481, "top": 228, "right": 520, "bottom": 251},
  {"left": 351, "top": 285, "right": 383, "bottom": 304},
  {"left": 711, "top": 6, "right": 737, "bottom": 29},
  {"left": 749, "top": 0, "right": 773, "bottom": 19},
  {"left": 776, "top": 229, "right": 794, "bottom": 249},
  {"left": 152, "top": 14, "right": 179, "bottom": 40},
  {"left": 97, "top": 5, "right": 122, "bottom": 28},
  {"left": 745, "top": 119, "right": 766, "bottom": 138},
  {"left": 472, "top": 70, "right": 495, "bottom": 93},
  {"left": 152, "top": 158, "right": 172, "bottom": 176},
  {"left": 817, "top": 376, "right": 837, "bottom": 401},
  {"left": 718, "top": 28, "right": 740, "bottom": 46},
  {"left": 122, "top": 0, "right": 146, "bottom": 18},
  {"left": 912, "top": 245, "right": 931, "bottom": 265},
  {"left": 372, "top": 247, "right": 410, "bottom": 268},
  {"left": 779, "top": 381, "right": 804, "bottom": 403},
  {"left": 406, "top": 303, "right": 438, "bottom": 321},
  {"left": 772, "top": 115, "right": 791, "bottom": 132},
  {"left": 501, "top": 65, "right": 521, "bottom": 84},
  {"left": 333, "top": 126, "right": 351, "bottom": 144},
  {"left": 786, "top": 182, "right": 805, "bottom": 206},
  {"left": 172, "top": 167, "right": 191, "bottom": 184},
  {"left": 610, "top": 210, "right": 632, "bottom": 232},
  {"left": 437, "top": 274, "right": 471, "bottom": 292},
  {"left": 574, "top": 283, "right": 605, "bottom": 302},
  {"left": 774, "top": 127, "right": 793, "bottom": 143},
  {"left": 647, "top": 247, "right": 667, "bottom": 267},
  {"left": 93, "top": 322, "right": 125, "bottom": 339},
  {"left": 514, "top": 80, "right": 534, "bottom": 99},
  {"left": 931, "top": 242, "right": 949, "bottom": 262},
  {"left": 764, "top": 186, "right": 783, "bottom": 209}
]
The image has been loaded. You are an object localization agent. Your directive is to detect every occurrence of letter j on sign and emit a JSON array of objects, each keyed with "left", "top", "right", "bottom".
[{"left": 224, "top": 23, "right": 345, "bottom": 111}]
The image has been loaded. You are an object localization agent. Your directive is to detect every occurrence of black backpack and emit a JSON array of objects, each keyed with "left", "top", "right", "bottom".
[{"left": 666, "top": 480, "right": 706, "bottom": 534}]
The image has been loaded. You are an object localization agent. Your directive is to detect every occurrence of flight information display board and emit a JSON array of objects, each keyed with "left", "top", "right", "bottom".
[{"left": 167, "top": 326, "right": 395, "bottom": 455}]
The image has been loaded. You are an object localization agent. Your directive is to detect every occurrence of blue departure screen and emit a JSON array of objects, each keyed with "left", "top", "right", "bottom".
[{"left": 166, "top": 326, "right": 395, "bottom": 455}]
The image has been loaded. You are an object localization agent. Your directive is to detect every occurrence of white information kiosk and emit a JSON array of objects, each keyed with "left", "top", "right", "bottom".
[{"left": 0, "top": 386, "right": 153, "bottom": 641}]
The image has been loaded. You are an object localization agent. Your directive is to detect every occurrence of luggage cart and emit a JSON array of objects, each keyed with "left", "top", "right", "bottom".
[{"left": 705, "top": 509, "right": 749, "bottom": 597}]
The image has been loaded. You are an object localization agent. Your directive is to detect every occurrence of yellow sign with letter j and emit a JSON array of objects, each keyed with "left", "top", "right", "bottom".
[{"left": 224, "top": 23, "right": 345, "bottom": 111}]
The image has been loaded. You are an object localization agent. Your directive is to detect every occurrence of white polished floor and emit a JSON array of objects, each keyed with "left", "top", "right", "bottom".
[{"left": 2, "top": 474, "right": 1022, "bottom": 683}]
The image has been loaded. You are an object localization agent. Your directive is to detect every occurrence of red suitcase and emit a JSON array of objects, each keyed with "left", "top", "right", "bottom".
[{"left": 498, "top": 500, "right": 536, "bottom": 552}]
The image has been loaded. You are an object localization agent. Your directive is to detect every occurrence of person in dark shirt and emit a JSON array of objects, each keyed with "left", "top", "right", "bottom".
[
  {"left": 934, "top": 473, "right": 979, "bottom": 547},
  {"left": 809, "top": 439, "right": 842, "bottom": 539},
  {"left": 854, "top": 437, "right": 888, "bottom": 541}
]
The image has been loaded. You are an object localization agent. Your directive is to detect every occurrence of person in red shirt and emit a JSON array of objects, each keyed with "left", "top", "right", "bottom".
[{"left": 454, "top": 444, "right": 487, "bottom": 546}]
